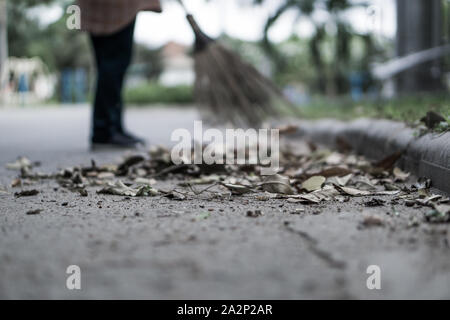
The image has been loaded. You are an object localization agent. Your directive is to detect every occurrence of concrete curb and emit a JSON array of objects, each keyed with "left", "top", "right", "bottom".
[{"left": 289, "top": 118, "right": 450, "bottom": 194}]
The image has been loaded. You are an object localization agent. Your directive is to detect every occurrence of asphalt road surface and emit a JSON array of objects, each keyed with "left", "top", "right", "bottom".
[{"left": 0, "top": 105, "right": 449, "bottom": 299}]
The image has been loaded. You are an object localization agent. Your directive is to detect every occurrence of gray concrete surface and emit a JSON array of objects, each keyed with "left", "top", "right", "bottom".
[{"left": 0, "top": 106, "right": 449, "bottom": 299}]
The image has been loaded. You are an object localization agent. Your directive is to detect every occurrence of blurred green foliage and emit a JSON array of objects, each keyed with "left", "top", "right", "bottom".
[
  {"left": 250, "top": 0, "right": 389, "bottom": 94},
  {"left": 301, "top": 94, "right": 450, "bottom": 128},
  {"left": 7, "top": 0, "right": 91, "bottom": 71},
  {"left": 124, "top": 82, "right": 193, "bottom": 105}
]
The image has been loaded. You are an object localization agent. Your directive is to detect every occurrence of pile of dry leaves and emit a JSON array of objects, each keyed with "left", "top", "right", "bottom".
[{"left": 5, "top": 139, "right": 450, "bottom": 223}]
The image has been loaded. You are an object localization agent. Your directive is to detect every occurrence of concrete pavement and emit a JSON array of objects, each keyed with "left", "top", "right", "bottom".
[{"left": 0, "top": 105, "right": 449, "bottom": 299}]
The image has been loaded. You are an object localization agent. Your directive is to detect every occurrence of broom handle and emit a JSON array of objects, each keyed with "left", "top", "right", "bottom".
[
  {"left": 175, "top": 0, "right": 203, "bottom": 36},
  {"left": 176, "top": 0, "right": 212, "bottom": 49}
]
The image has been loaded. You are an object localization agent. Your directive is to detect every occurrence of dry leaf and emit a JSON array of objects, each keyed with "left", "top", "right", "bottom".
[
  {"left": 6, "top": 157, "right": 32, "bottom": 170},
  {"left": 334, "top": 185, "right": 399, "bottom": 197},
  {"left": 374, "top": 151, "right": 403, "bottom": 170},
  {"left": 261, "top": 174, "right": 294, "bottom": 195},
  {"left": 361, "top": 215, "right": 385, "bottom": 228},
  {"left": 393, "top": 167, "right": 410, "bottom": 182},
  {"left": 97, "top": 172, "right": 115, "bottom": 180},
  {"left": 301, "top": 176, "right": 326, "bottom": 192},
  {"left": 222, "top": 183, "right": 253, "bottom": 195},
  {"left": 11, "top": 178, "right": 22, "bottom": 188},
  {"left": 14, "top": 189, "right": 39, "bottom": 197},
  {"left": 26, "top": 209, "right": 43, "bottom": 215},
  {"left": 97, "top": 181, "right": 158, "bottom": 197}
]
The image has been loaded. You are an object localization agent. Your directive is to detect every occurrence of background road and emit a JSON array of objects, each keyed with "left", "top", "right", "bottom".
[{"left": 0, "top": 105, "right": 449, "bottom": 299}]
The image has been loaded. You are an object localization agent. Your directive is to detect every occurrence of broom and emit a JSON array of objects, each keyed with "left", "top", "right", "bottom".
[{"left": 176, "top": 0, "right": 295, "bottom": 128}]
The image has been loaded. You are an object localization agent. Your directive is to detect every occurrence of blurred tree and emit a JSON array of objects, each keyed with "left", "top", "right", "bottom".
[
  {"left": 134, "top": 44, "right": 163, "bottom": 80},
  {"left": 251, "top": 0, "right": 379, "bottom": 95},
  {"left": 7, "top": 0, "right": 91, "bottom": 71}
]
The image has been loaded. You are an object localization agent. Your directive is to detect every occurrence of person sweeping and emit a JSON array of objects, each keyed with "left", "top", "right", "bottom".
[{"left": 77, "top": 0, "right": 162, "bottom": 149}]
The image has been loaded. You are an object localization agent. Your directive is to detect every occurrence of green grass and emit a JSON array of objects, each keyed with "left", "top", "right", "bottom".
[
  {"left": 299, "top": 94, "right": 450, "bottom": 130},
  {"left": 124, "top": 82, "right": 194, "bottom": 105}
]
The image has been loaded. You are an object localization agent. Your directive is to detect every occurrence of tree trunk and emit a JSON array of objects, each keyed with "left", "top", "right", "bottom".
[{"left": 396, "top": 0, "right": 444, "bottom": 93}]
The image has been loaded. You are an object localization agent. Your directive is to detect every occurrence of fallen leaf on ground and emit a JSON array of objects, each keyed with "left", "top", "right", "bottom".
[
  {"left": 261, "top": 174, "right": 294, "bottom": 195},
  {"left": 328, "top": 174, "right": 353, "bottom": 186},
  {"left": 286, "top": 194, "right": 322, "bottom": 204},
  {"left": 246, "top": 210, "right": 263, "bottom": 218},
  {"left": 303, "top": 167, "right": 352, "bottom": 179},
  {"left": 222, "top": 183, "right": 253, "bottom": 195},
  {"left": 97, "top": 181, "right": 158, "bottom": 197},
  {"left": 301, "top": 176, "right": 326, "bottom": 192},
  {"left": 6, "top": 157, "right": 32, "bottom": 170},
  {"left": 393, "top": 167, "right": 410, "bottom": 182},
  {"left": 277, "top": 124, "right": 298, "bottom": 135},
  {"left": 374, "top": 151, "right": 404, "bottom": 171},
  {"left": 336, "top": 136, "right": 352, "bottom": 153},
  {"left": 334, "top": 185, "right": 399, "bottom": 197},
  {"left": 97, "top": 172, "right": 115, "bottom": 180},
  {"left": 26, "top": 209, "right": 43, "bottom": 215},
  {"left": 361, "top": 215, "right": 385, "bottom": 228},
  {"left": 364, "top": 198, "right": 385, "bottom": 207},
  {"left": 14, "top": 189, "right": 39, "bottom": 197},
  {"left": 11, "top": 178, "right": 22, "bottom": 188},
  {"left": 163, "top": 191, "right": 187, "bottom": 200}
]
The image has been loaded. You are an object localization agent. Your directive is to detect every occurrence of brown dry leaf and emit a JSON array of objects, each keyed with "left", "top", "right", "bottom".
[
  {"left": 329, "top": 174, "right": 353, "bottom": 187},
  {"left": 301, "top": 176, "right": 326, "bottom": 192},
  {"left": 336, "top": 136, "right": 352, "bottom": 153},
  {"left": 180, "top": 175, "right": 222, "bottom": 187},
  {"left": 361, "top": 215, "right": 385, "bottom": 228},
  {"left": 97, "top": 181, "right": 158, "bottom": 197},
  {"left": 277, "top": 124, "right": 298, "bottom": 135},
  {"left": 374, "top": 151, "right": 404, "bottom": 170},
  {"left": 416, "top": 194, "right": 442, "bottom": 206},
  {"left": 334, "top": 185, "right": 399, "bottom": 197},
  {"left": 26, "top": 209, "right": 43, "bottom": 215},
  {"left": 261, "top": 174, "right": 295, "bottom": 195},
  {"left": 11, "top": 178, "right": 22, "bottom": 188},
  {"left": 287, "top": 194, "right": 322, "bottom": 204},
  {"left": 14, "top": 189, "right": 39, "bottom": 197},
  {"left": 304, "top": 167, "right": 352, "bottom": 179},
  {"left": 393, "top": 167, "right": 410, "bottom": 182},
  {"left": 352, "top": 177, "right": 377, "bottom": 191},
  {"left": 222, "top": 183, "right": 253, "bottom": 195}
]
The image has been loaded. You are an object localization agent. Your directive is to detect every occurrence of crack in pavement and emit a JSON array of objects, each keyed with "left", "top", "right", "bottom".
[{"left": 283, "top": 221, "right": 347, "bottom": 270}]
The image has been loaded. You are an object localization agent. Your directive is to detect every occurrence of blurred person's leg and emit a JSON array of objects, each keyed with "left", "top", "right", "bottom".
[{"left": 90, "top": 19, "right": 142, "bottom": 147}]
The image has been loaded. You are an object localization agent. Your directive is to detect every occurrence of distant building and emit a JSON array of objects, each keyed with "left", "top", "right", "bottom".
[{"left": 159, "top": 41, "right": 194, "bottom": 87}]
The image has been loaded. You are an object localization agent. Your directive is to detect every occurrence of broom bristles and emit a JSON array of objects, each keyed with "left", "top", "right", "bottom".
[{"left": 193, "top": 42, "right": 294, "bottom": 128}]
